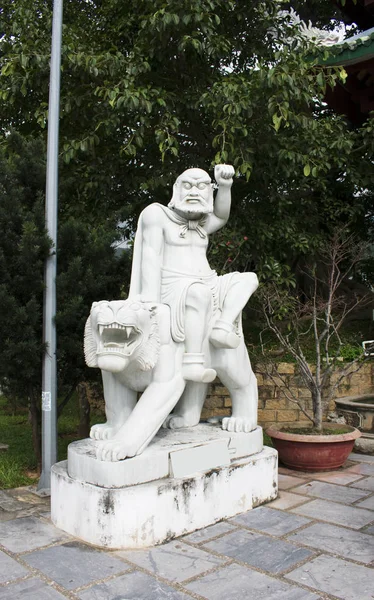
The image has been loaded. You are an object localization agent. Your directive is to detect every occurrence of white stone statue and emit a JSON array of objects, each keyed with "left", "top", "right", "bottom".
[{"left": 84, "top": 165, "right": 259, "bottom": 461}]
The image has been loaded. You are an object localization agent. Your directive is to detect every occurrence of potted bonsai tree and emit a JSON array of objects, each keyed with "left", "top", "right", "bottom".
[{"left": 259, "top": 229, "right": 371, "bottom": 470}]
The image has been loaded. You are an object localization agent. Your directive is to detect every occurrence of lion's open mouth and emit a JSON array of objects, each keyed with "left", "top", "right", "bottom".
[{"left": 97, "top": 322, "right": 141, "bottom": 355}]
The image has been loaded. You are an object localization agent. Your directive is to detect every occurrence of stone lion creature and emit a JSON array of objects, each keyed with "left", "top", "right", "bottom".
[{"left": 84, "top": 298, "right": 258, "bottom": 461}]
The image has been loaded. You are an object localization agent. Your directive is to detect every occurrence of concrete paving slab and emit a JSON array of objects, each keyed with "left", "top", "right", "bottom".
[
  {"left": 117, "top": 540, "right": 225, "bottom": 583},
  {"left": 291, "top": 498, "right": 374, "bottom": 529},
  {"left": 0, "top": 549, "right": 30, "bottom": 583},
  {"left": 230, "top": 506, "right": 310, "bottom": 535},
  {"left": 286, "top": 554, "right": 374, "bottom": 600},
  {"left": 365, "top": 524, "right": 374, "bottom": 534},
  {"left": 185, "top": 562, "right": 321, "bottom": 600},
  {"left": 356, "top": 494, "right": 374, "bottom": 510},
  {"left": 7, "top": 486, "right": 48, "bottom": 506},
  {"left": 267, "top": 491, "right": 310, "bottom": 509},
  {"left": 310, "top": 470, "right": 364, "bottom": 485},
  {"left": 182, "top": 521, "right": 238, "bottom": 544},
  {"left": 291, "top": 480, "right": 370, "bottom": 504},
  {"left": 0, "top": 516, "right": 70, "bottom": 552},
  {"left": 203, "top": 528, "right": 314, "bottom": 574},
  {"left": 0, "top": 577, "right": 68, "bottom": 599},
  {"left": 347, "top": 462, "right": 374, "bottom": 476},
  {"left": 278, "top": 474, "right": 308, "bottom": 490},
  {"left": 350, "top": 476, "right": 374, "bottom": 491},
  {"left": 349, "top": 453, "right": 374, "bottom": 463},
  {"left": 23, "top": 541, "right": 129, "bottom": 591},
  {"left": 0, "top": 490, "right": 29, "bottom": 512},
  {"left": 286, "top": 522, "right": 374, "bottom": 564},
  {"left": 77, "top": 571, "right": 192, "bottom": 600}
]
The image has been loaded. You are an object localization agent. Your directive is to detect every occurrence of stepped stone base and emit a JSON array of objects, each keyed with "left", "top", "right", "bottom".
[{"left": 51, "top": 425, "right": 278, "bottom": 549}]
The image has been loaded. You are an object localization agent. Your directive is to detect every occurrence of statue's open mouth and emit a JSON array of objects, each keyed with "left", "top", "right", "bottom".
[{"left": 97, "top": 322, "right": 141, "bottom": 356}]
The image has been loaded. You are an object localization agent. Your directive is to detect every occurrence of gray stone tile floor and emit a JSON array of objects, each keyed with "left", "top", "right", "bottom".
[{"left": 0, "top": 452, "right": 373, "bottom": 600}]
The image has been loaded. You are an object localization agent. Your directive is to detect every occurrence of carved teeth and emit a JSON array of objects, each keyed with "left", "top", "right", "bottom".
[{"left": 98, "top": 323, "right": 135, "bottom": 337}]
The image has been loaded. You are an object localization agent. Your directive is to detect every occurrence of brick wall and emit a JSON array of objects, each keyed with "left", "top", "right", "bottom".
[
  {"left": 202, "top": 362, "right": 374, "bottom": 426},
  {"left": 86, "top": 363, "right": 374, "bottom": 427}
]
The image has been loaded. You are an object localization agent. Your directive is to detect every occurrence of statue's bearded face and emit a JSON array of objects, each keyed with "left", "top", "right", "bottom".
[{"left": 169, "top": 168, "right": 214, "bottom": 217}]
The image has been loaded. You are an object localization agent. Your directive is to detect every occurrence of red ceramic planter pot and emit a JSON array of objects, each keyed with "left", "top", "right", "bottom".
[{"left": 266, "top": 424, "right": 361, "bottom": 471}]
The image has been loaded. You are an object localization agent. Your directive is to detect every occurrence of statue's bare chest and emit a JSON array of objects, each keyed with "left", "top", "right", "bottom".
[{"left": 163, "top": 222, "right": 209, "bottom": 249}]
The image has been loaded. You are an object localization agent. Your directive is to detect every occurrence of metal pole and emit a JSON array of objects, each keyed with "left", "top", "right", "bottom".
[{"left": 38, "top": 0, "right": 63, "bottom": 494}]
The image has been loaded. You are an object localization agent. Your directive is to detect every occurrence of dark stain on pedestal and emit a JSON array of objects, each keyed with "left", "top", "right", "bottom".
[{"left": 99, "top": 490, "right": 115, "bottom": 515}]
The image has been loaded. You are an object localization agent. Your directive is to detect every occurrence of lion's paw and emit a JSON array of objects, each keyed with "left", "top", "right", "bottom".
[
  {"left": 96, "top": 440, "right": 135, "bottom": 462},
  {"left": 90, "top": 423, "right": 120, "bottom": 441},
  {"left": 222, "top": 417, "right": 255, "bottom": 433}
]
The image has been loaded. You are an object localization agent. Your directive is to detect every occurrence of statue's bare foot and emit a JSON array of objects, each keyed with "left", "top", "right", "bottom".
[
  {"left": 182, "top": 364, "right": 216, "bottom": 383},
  {"left": 162, "top": 414, "right": 199, "bottom": 429},
  {"left": 90, "top": 423, "right": 122, "bottom": 441},
  {"left": 222, "top": 416, "right": 256, "bottom": 433},
  {"left": 210, "top": 320, "right": 240, "bottom": 349},
  {"left": 96, "top": 439, "right": 136, "bottom": 461}
]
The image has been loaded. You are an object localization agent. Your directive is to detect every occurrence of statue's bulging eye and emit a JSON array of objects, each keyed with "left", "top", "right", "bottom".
[
  {"left": 197, "top": 183, "right": 207, "bottom": 190},
  {"left": 183, "top": 182, "right": 192, "bottom": 190}
]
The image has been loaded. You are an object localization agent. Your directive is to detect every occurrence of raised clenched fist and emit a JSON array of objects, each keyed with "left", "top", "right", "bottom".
[{"left": 214, "top": 164, "right": 235, "bottom": 187}]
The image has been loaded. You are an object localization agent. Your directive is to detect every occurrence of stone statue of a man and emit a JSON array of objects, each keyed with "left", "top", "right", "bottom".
[{"left": 129, "top": 165, "right": 258, "bottom": 384}]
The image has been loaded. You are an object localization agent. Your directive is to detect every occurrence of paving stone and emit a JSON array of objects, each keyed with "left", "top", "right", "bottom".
[
  {"left": 185, "top": 562, "right": 321, "bottom": 600},
  {"left": 0, "top": 516, "right": 70, "bottom": 552},
  {"left": 291, "top": 499, "right": 374, "bottom": 529},
  {"left": 356, "top": 494, "right": 374, "bottom": 510},
  {"left": 278, "top": 467, "right": 311, "bottom": 478},
  {"left": 268, "top": 492, "right": 312, "bottom": 510},
  {"left": 351, "top": 476, "right": 374, "bottom": 491},
  {"left": 0, "top": 490, "right": 26, "bottom": 512},
  {"left": 0, "top": 509, "right": 19, "bottom": 523},
  {"left": 182, "top": 521, "right": 238, "bottom": 543},
  {"left": 349, "top": 453, "right": 374, "bottom": 463},
  {"left": 230, "top": 506, "right": 310, "bottom": 535},
  {"left": 311, "top": 471, "right": 363, "bottom": 485},
  {"left": 78, "top": 571, "right": 191, "bottom": 600},
  {"left": 0, "top": 549, "right": 30, "bottom": 583},
  {"left": 365, "top": 525, "right": 374, "bottom": 534},
  {"left": 203, "top": 528, "right": 314, "bottom": 574},
  {"left": 286, "top": 554, "right": 374, "bottom": 599},
  {"left": 287, "top": 522, "right": 374, "bottom": 564},
  {"left": 292, "top": 480, "right": 370, "bottom": 504},
  {"left": 0, "top": 577, "right": 67, "bottom": 599},
  {"left": 348, "top": 462, "right": 374, "bottom": 476},
  {"left": 278, "top": 474, "right": 308, "bottom": 490},
  {"left": 117, "top": 540, "right": 225, "bottom": 583},
  {"left": 23, "top": 541, "right": 129, "bottom": 591},
  {"left": 8, "top": 487, "right": 47, "bottom": 506}
]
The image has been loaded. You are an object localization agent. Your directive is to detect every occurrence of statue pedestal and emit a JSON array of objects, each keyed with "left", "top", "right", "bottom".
[{"left": 51, "top": 424, "right": 278, "bottom": 549}]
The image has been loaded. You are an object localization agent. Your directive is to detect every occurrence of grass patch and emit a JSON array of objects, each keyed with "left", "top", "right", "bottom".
[
  {"left": 0, "top": 393, "right": 103, "bottom": 489},
  {"left": 0, "top": 413, "right": 38, "bottom": 488}
]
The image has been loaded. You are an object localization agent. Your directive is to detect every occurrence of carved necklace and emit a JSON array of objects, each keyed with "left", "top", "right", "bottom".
[{"left": 167, "top": 209, "right": 207, "bottom": 239}]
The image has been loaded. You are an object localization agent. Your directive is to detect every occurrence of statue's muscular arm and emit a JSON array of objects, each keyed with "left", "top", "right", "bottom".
[
  {"left": 205, "top": 164, "right": 235, "bottom": 234},
  {"left": 139, "top": 204, "right": 165, "bottom": 302}
]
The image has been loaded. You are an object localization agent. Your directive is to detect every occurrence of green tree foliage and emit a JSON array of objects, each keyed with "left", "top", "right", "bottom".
[
  {"left": 1, "top": 0, "right": 373, "bottom": 282},
  {"left": 0, "top": 132, "right": 130, "bottom": 464},
  {"left": 0, "top": 135, "right": 50, "bottom": 406}
]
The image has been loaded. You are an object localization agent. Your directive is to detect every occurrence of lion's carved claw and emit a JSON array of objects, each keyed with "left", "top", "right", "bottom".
[
  {"left": 222, "top": 416, "right": 256, "bottom": 433},
  {"left": 90, "top": 423, "right": 120, "bottom": 441},
  {"left": 96, "top": 440, "right": 136, "bottom": 462}
]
